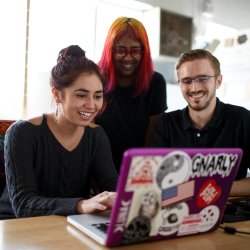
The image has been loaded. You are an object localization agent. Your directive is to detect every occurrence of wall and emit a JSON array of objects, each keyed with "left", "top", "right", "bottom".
[{"left": 138, "top": 0, "right": 250, "bottom": 30}]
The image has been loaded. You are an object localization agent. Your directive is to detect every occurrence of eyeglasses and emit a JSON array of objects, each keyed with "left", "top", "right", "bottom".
[
  {"left": 112, "top": 48, "right": 143, "bottom": 58},
  {"left": 178, "top": 75, "right": 219, "bottom": 84}
]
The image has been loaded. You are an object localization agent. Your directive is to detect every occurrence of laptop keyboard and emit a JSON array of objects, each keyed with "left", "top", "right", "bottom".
[{"left": 91, "top": 222, "right": 110, "bottom": 234}]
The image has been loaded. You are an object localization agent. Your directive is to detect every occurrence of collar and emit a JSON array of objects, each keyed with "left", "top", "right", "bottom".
[{"left": 182, "top": 98, "right": 224, "bottom": 131}]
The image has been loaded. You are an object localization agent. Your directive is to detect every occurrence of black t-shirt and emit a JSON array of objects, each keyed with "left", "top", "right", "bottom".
[
  {"left": 97, "top": 72, "right": 167, "bottom": 173},
  {"left": 151, "top": 98, "right": 250, "bottom": 180}
]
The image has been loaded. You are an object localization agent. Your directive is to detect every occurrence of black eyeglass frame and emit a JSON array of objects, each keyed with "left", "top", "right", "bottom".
[
  {"left": 177, "top": 75, "right": 219, "bottom": 84},
  {"left": 112, "top": 48, "right": 144, "bottom": 58}
]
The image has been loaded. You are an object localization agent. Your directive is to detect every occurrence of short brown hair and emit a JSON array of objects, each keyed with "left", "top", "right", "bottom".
[{"left": 175, "top": 49, "right": 221, "bottom": 75}]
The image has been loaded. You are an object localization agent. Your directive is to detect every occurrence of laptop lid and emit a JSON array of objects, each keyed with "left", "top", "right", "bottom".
[
  {"left": 105, "top": 148, "right": 242, "bottom": 247},
  {"left": 67, "top": 148, "right": 242, "bottom": 247}
]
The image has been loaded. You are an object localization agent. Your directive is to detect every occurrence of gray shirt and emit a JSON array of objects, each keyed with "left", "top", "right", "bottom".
[{"left": 0, "top": 114, "right": 118, "bottom": 219}]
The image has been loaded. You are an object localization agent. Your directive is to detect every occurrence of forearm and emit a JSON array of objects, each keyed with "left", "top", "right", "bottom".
[
  {"left": 229, "top": 177, "right": 250, "bottom": 196},
  {"left": 9, "top": 188, "right": 83, "bottom": 218}
]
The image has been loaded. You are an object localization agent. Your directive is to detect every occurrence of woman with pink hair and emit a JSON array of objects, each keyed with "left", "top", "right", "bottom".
[{"left": 97, "top": 17, "right": 167, "bottom": 173}]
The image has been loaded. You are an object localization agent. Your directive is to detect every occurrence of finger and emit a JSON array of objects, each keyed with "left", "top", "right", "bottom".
[
  {"left": 98, "top": 191, "right": 110, "bottom": 197},
  {"left": 111, "top": 192, "right": 117, "bottom": 198},
  {"left": 95, "top": 196, "right": 114, "bottom": 209},
  {"left": 93, "top": 202, "right": 107, "bottom": 211}
]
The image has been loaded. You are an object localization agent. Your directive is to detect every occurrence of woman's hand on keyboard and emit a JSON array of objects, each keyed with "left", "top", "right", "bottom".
[{"left": 76, "top": 191, "right": 117, "bottom": 214}]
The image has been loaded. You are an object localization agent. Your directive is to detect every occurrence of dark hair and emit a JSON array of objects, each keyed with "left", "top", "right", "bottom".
[
  {"left": 50, "top": 45, "right": 106, "bottom": 117},
  {"left": 175, "top": 49, "right": 221, "bottom": 75}
]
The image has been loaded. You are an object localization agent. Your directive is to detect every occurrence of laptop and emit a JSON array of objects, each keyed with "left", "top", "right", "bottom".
[{"left": 67, "top": 148, "right": 242, "bottom": 247}]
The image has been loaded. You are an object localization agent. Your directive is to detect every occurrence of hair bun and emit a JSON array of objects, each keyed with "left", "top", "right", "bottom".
[{"left": 57, "top": 45, "right": 86, "bottom": 63}]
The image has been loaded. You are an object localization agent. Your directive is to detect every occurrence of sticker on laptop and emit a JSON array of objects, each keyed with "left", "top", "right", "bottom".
[
  {"left": 156, "top": 151, "right": 192, "bottom": 190},
  {"left": 161, "top": 180, "right": 195, "bottom": 208},
  {"left": 197, "top": 205, "right": 220, "bottom": 232},
  {"left": 122, "top": 189, "right": 161, "bottom": 244},
  {"left": 157, "top": 202, "right": 189, "bottom": 236},
  {"left": 155, "top": 151, "right": 194, "bottom": 207},
  {"left": 178, "top": 214, "right": 203, "bottom": 236},
  {"left": 125, "top": 156, "right": 162, "bottom": 191},
  {"left": 197, "top": 179, "right": 221, "bottom": 207},
  {"left": 191, "top": 153, "right": 238, "bottom": 178}
]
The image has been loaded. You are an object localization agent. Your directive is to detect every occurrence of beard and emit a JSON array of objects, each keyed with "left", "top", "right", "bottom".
[{"left": 187, "top": 82, "right": 217, "bottom": 111}]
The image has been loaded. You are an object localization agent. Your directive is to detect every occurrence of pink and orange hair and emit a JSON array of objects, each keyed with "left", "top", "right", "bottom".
[{"left": 98, "top": 17, "right": 154, "bottom": 97}]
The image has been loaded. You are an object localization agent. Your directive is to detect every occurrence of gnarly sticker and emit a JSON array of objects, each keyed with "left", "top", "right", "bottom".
[
  {"left": 198, "top": 205, "right": 220, "bottom": 232},
  {"left": 191, "top": 153, "right": 238, "bottom": 178},
  {"left": 156, "top": 151, "right": 192, "bottom": 190},
  {"left": 197, "top": 180, "right": 221, "bottom": 207},
  {"left": 157, "top": 203, "right": 189, "bottom": 236},
  {"left": 126, "top": 156, "right": 162, "bottom": 191}
]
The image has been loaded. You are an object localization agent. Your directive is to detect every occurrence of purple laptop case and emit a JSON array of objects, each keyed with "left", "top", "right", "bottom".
[{"left": 106, "top": 148, "right": 242, "bottom": 247}]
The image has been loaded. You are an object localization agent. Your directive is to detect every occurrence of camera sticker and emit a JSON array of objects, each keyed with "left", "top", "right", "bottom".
[{"left": 157, "top": 202, "right": 189, "bottom": 236}]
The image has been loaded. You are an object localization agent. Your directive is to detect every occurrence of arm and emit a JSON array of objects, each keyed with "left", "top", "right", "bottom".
[
  {"left": 230, "top": 177, "right": 250, "bottom": 196},
  {"left": 5, "top": 123, "right": 82, "bottom": 218},
  {"left": 143, "top": 114, "right": 162, "bottom": 147}
]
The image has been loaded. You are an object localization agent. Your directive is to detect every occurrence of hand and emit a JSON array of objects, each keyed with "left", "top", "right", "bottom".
[{"left": 76, "top": 191, "right": 117, "bottom": 214}]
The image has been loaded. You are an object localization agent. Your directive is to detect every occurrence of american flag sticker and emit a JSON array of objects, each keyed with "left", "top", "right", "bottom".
[{"left": 162, "top": 180, "right": 195, "bottom": 208}]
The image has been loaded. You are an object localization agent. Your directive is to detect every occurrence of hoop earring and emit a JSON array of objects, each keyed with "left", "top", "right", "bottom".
[{"left": 55, "top": 103, "right": 58, "bottom": 122}]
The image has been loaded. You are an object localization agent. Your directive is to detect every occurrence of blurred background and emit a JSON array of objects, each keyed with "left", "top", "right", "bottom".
[{"left": 1, "top": 0, "right": 250, "bottom": 119}]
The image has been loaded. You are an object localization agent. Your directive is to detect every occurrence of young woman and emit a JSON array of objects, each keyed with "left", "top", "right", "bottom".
[
  {"left": 97, "top": 17, "right": 167, "bottom": 173},
  {"left": 0, "top": 45, "right": 118, "bottom": 219}
]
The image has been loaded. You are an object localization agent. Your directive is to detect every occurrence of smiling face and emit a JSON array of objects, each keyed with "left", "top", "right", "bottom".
[
  {"left": 178, "top": 59, "right": 222, "bottom": 112},
  {"left": 112, "top": 36, "right": 143, "bottom": 80},
  {"left": 56, "top": 73, "right": 103, "bottom": 127}
]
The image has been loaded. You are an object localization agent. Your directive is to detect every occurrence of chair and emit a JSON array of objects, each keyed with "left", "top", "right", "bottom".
[{"left": 0, "top": 120, "right": 15, "bottom": 196}]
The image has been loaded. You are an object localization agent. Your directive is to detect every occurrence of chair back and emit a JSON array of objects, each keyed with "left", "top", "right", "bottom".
[{"left": 0, "top": 120, "right": 15, "bottom": 195}]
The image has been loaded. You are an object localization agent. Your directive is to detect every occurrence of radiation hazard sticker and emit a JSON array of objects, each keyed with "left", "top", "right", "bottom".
[{"left": 125, "top": 156, "right": 162, "bottom": 191}]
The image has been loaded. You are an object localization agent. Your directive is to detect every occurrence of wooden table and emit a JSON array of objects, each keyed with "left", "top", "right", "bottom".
[{"left": 0, "top": 215, "right": 249, "bottom": 250}]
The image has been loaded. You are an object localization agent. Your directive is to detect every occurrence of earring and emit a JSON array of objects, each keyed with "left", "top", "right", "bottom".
[{"left": 55, "top": 103, "right": 58, "bottom": 122}]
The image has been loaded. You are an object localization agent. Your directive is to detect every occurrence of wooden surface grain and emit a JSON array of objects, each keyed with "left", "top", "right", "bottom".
[{"left": 0, "top": 215, "right": 249, "bottom": 250}]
